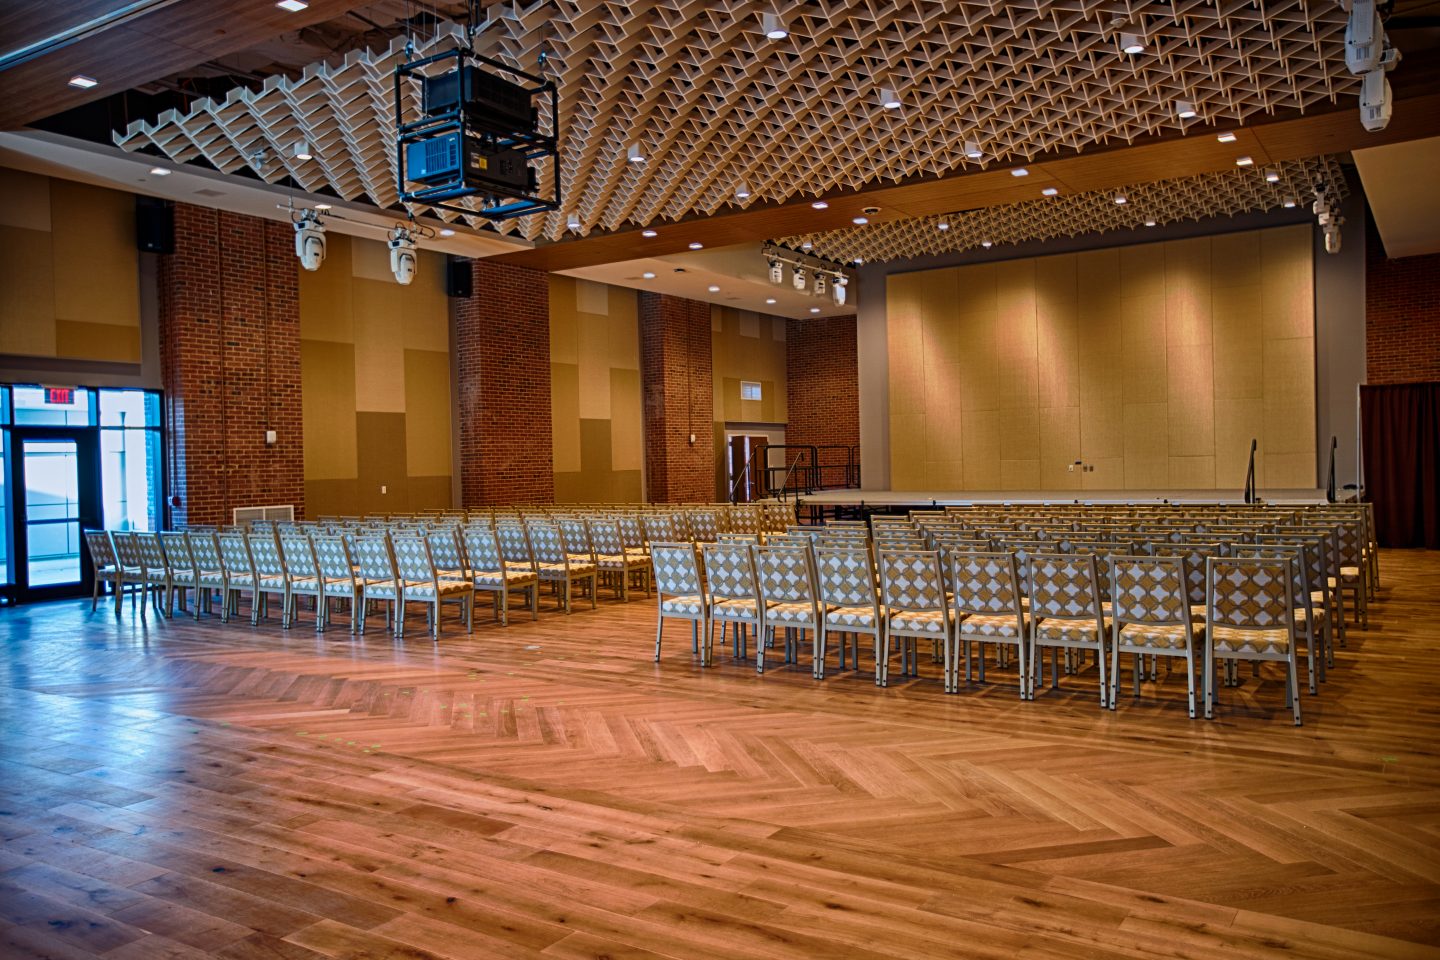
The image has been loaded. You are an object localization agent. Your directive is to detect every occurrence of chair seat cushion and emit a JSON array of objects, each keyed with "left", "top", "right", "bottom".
[
  {"left": 227, "top": 574, "right": 255, "bottom": 588},
  {"left": 538, "top": 561, "right": 596, "bottom": 576},
  {"left": 1034, "top": 617, "right": 1106, "bottom": 644},
  {"left": 474, "top": 568, "right": 537, "bottom": 587},
  {"left": 766, "top": 601, "right": 816, "bottom": 624},
  {"left": 825, "top": 605, "right": 877, "bottom": 629},
  {"left": 661, "top": 594, "right": 705, "bottom": 616},
  {"left": 712, "top": 598, "right": 760, "bottom": 621},
  {"left": 887, "top": 609, "right": 948, "bottom": 634},
  {"left": 1211, "top": 624, "right": 1290, "bottom": 654},
  {"left": 1292, "top": 604, "right": 1325, "bottom": 625},
  {"left": 170, "top": 570, "right": 197, "bottom": 584},
  {"left": 406, "top": 580, "right": 470, "bottom": 599},
  {"left": 257, "top": 574, "right": 287, "bottom": 589},
  {"left": 958, "top": 612, "right": 1024, "bottom": 639},
  {"left": 1117, "top": 622, "right": 1197, "bottom": 650},
  {"left": 1340, "top": 565, "right": 1362, "bottom": 579}
]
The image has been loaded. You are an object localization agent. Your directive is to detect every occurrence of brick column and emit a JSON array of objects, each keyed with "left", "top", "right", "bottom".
[
  {"left": 785, "top": 314, "right": 860, "bottom": 486},
  {"left": 158, "top": 204, "right": 303, "bottom": 527},
  {"left": 454, "top": 260, "right": 554, "bottom": 505},
  {"left": 1366, "top": 218, "right": 1440, "bottom": 384},
  {"left": 639, "top": 292, "right": 714, "bottom": 503}
]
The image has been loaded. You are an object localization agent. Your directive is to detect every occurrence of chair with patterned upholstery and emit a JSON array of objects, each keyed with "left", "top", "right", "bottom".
[
  {"left": 643, "top": 513, "right": 681, "bottom": 546},
  {"left": 308, "top": 535, "right": 362, "bottom": 633},
  {"left": 752, "top": 544, "right": 821, "bottom": 676},
  {"left": 248, "top": 532, "right": 289, "bottom": 625},
  {"left": 876, "top": 549, "right": 952, "bottom": 688},
  {"left": 109, "top": 532, "right": 150, "bottom": 615},
  {"left": 1027, "top": 552, "right": 1109, "bottom": 706},
  {"left": 426, "top": 527, "right": 468, "bottom": 582},
  {"left": 187, "top": 531, "right": 227, "bottom": 621},
  {"left": 529, "top": 522, "right": 597, "bottom": 614},
  {"left": 159, "top": 531, "right": 195, "bottom": 616},
  {"left": 132, "top": 533, "right": 172, "bottom": 617},
  {"left": 702, "top": 541, "right": 763, "bottom": 666},
  {"left": 463, "top": 524, "right": 538, "bottom": 624},
  {"left": 652, "top": 542, "right": 709, "bottom": 664},
  {"left": 618, "top": 513, "right": 651, "bottom": 562},
  {"left": 1204, "top": 557, "right": 1302, "bottom": 725},
  {"left": 1235, "top": 543, "right": 1325, "bottom": 695},
  {"left": 1106, "top": 555, "right": 1201, "bottom": 717},
  {"left": 688, "top": 509, "right": 719, "bottom": 544},
  {"left": 1332, "top": 519, "right": 1369, "bottom": 630},
  {"left": 949, "top": 551, "right": 1029, "bottom": 698},
  {"left": 589, "top": 516, "right": 651, "bottom": 601},
  {"left": 392, "top": 535, "right": 472, "bottom": 640},
  {"left": 558, "top": 517, "right": 598, "bottom": 570},
  {"left": 1261, "top": 532, "right": 1336, "bottom": 671},
  {"left": 217, "top": 533, "right": 259, "bottom": 624},
  {"left": 84, "top": 530, "right": 127, "bottom": 614},
  {"left": 353, "top": 535, "right": 403, "bottom": 637},
  {"left": 279, "top": 534, "right": 322, "bottom": 630},
  {"left": 813, "top": 544, "right": 885, "bottom": 683}
]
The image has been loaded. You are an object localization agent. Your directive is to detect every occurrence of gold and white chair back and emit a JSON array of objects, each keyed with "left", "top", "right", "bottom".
[
  {"left": 701, "top": 541, "right": 763, "bottom": 665},
  {"left": 1204, "top": 556, "right": 1301, "bottom": 725},
  {"left": 752, "top": 544, "right": 821, "bottom": 675},
  {"left": 217, "top": 533, "right": 257, "bottom": 623},
  {"left": 949, "top": 551, "right": 1028, "bottom": 697},
  {"left": 876, "top": 549, "right": 951, "bottom": 688},
  {"left": 248, "top": 532, "right": 288, "bottom": 625},
  {"left": 813, "top": 544, "right": 884, "bottom": 683},
  {"left": 1026, "top": 552, "right": 1109, "bottom": 706},
  {"left": 651, "top": 542, "right": 708, "bottom": 663},
  {"left": 1107, "top": 555, "right": 1200, "bottom": 716}
]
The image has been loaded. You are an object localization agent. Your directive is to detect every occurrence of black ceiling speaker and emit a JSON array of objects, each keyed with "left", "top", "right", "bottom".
[
  {"left": 445, "top": 255, "right": 473, "bottom": 298},
  {"left": 135, "top": 196, "right": 174, "bottom": 254}
]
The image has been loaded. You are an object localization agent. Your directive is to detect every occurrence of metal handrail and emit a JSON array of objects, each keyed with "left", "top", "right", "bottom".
[{"left": 728, "top": 443, "right": 763, "bottom": 504}]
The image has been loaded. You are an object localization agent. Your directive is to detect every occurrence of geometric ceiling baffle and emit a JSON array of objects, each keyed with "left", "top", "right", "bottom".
[
  {"left": 115, "top": 1, "right": 1358, "bottom": 243},
  {"left": 774, "top": 155, "right": 1351, "bottom": 264}
]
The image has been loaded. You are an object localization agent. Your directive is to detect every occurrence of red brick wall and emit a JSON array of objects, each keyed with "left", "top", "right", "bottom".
[
  {"left": 1366, "top": 219, "right": 1440, "bottom": 385},
  {"left": 639, "top": 292, "right": 714, "bottom": 502},
  {"left": 785, "top": 314, "right": 860, "bottom": 487},
  {"left": 158, "top": 204, "right": 303, "bottom": 527},
  {"left": 454, "top": 260, "right": 554, "bottom": 505}
]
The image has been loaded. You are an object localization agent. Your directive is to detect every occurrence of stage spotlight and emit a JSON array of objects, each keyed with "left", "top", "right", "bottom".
[
  {"left": 293, "top": 210, "right": 326, "bottom": 271},
  {"left": 388, "top": 225, "right": 418, "bottom": 285},
  {"left": 813, "top": 272, "right": 828, "bottom": 297},
  {"left": 768, "top": 259, "right": 784, "bottom": 285},
  {"left": 792, "top": 267, "right": 807, "bottom": 292}
]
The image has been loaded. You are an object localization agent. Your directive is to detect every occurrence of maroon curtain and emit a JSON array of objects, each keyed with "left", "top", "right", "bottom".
[{"left": 1360, "top": 382, "right": 1440, "bottom": 548}]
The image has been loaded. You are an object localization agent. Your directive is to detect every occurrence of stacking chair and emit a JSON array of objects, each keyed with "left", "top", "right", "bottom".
[
  {"left": 753, "top": 544, "right": 822, "bottom": 675},
  {"left": 248, "top": 532, "right": 289, "bottom": 625},
  {"left": 462, "top": 524, "right": 538, "bottom": 624},
  {"left": 353, "top": 535, "right": 403, "bottom": 637},
  {"left": 280, "top": 534, "right": 323, "bottom": 630},
  {"left": 84, "top": 530, "right": 127, "bottom": 614},
  {"left": 109, "top": 532, "right": 149, "bottom": 615},
  {"left": 558, "top": 517, "right": 598, "bottom": 569},
  {"left": 159, "top": 531, "right": 195, "bottom": 616},
  {"left": 134, "top": 533, "right": 172, "bottom": 617},
  {"left": 701, "top": 541, "right": 763, "bottom": 665},
  {"left": 651, "top": 542, "right": 708, "bottom": 664},
  {"left": 949, "top": 551, "right": 1029, "bottom": 698},
  {"left": 688, "top": 509, "right": 719, "bottom": 543},
  {"left": 187, "top": 531, "right": 228, "bottom": 621},
  {"left": 617, "top": 513, "right": 651, "bottom": 563},
  {"left": 496, "top": 521, "right": 541, "bottom": 611},
  {"left": 217, "top": 533, "right": 259, "bottom": 624},
  {"left": 876, "top": 549, "right": 952, "bottom": 688},
  {"left": 1235, "top": 543, "right": 1324, "bottom": 694},
  {"left": 1289, "top": 524, "right": 1348, "bottom": 644},
  {"left": 1027, "top": 553, "right": 1109, "bottom": 706},
  {"left": 590, "top": 517, "right": 651, "bottom": 601},
  {"left": 1204, "top": 557, "right": 1302, "bottom": 726},
  {"left": 312, "top": 536, "right": 363, "bottom": 633},
  {"left": 1107, "top": 555, "right": 1201, "bottom": 717},
  {"left": 529, "top": 522, "right": 597, "bottom": 613},
  {"left": 426, "top": 527, "right": 468, "bottom": 582},
  {"left": 643, "top": 513, "right": 681, "bottom": 545},
  {"left": 813, "top": 544, "right": 886, "bottom": 682},
  {"left": 1332, "top": 520, "right": 1369, "bottom": 630},
  {"left": 392, "top": 535, "right": 472, "bottom": 640},
  {"left": 1262, "top": 532, "right": 1336, "bottom": 669}
]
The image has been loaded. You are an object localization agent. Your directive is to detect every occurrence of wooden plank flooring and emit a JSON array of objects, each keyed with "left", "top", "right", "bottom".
[{"left": 1, "top": 550, "right": 1439, "bottom": 959}]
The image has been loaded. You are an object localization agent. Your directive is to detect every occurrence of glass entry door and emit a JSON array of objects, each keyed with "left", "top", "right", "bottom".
[{"left": 9, "top": 430, "right": 100, "bottom": 601}]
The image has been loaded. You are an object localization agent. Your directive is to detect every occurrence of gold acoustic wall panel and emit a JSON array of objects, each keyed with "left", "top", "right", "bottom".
[
  {"left": 299, "top": 232, "right": 452, "bottom": 516},
  {"left": 712, "top": 305, "right": 789, "bottom": 498},
  {"left": 0, "top": 167, "right": 141, "bottom": 363},
  {"left": 887, "top": 224, "right": 1315, "bottom": 492},
  {"left": 549, "top": 276, "right": 644, "bottom": 503}
]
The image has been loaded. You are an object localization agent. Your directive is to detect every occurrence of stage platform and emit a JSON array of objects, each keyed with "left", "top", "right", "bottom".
[{"left": 785, "top": 488, "right": 1330, "bottom": 517}]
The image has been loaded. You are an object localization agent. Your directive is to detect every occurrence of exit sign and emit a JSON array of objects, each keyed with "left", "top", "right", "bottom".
[{"left": 43, "top": 387, "right": 75, "bottom": 405}]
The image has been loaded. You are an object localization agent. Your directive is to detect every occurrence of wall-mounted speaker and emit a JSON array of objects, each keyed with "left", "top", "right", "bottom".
[
  {"left": 135, "top": 196, "right": 174, "bottom": 253},
  {"left": 445, "top": 256, "right": 473, "bottom": 298}
]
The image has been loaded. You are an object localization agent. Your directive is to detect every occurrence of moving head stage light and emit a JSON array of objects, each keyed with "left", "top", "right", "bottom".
[{"left": 395, "top": 47, "right": 560, "bottom": 221}]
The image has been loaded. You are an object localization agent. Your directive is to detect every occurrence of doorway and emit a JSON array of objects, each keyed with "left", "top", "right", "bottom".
[{"left": 9, "top": 432, "right": 101, "bottom": 601}]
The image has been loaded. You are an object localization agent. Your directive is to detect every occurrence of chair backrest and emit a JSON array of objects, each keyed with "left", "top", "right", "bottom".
[
  {"left": 1206, "top": 557, "right": 1294, "bottom": 630},
  {"left": 111, "top": 531, "right": 144, "bottom": 569},
  {"left": 497, "top": 522, "right": 535, "bottom": 569},
  {"left": 188, "top": 531, "right": 222, "bottom": 571},
  {"left": 311, "top": 536, "right": 355, "bottom": 584},
  {"left": 217, "top": 533, "right": 255, "bottom": 578},
  {"left": 353, "top": 536, "right": 397, "bottom": 582},
  {"left": 1232, "top": 544, "right": 1309, "bottom": 610},
  {"left": 1027, "top": 552, "right": 1103, "bottom": 621},
  {"left": 688, "top": 510, "right": 718, "bottom": 543},
  {"left": 949, "top": 550, "right": 1023, "bottom": 617},
  {"left": 1260, "top": 534, "right": 1328, "bottom": 598},
  {"left": 391, "top": 535, "right": 434, "bottom": 583},
  {"left": 557, "top": 517, "right": 594, "bottom": 558},
  {"left": 462, "top": 525, "right": 503, "bottom": 572},
  {"left": 588, "top": 517, "right": 624, "bottom": 556},
  {"left": 643, "top": 513, "right": 680, "bottom": 544},
  {"left": 813, "top": 544, "right": 878, "bottom": 607},
  {"left": 617, "top": 513, "right": 647, "bottom": 551},
  {"left": 651, "top": 542, "right": 703, "bottom": 596},
  {"left": 84, "top": 530, "right": 116, "bottom": 569},
  {"left": 701, "top": 542, "right": 758, "bottom": 603},
  {"left": 134, "top": 532, "right": 167, "bottom": 572},
  {"left": 248, "top": 533, "right": 285, "bottom": 578},
  {"left": 426, "top": 528, "right": 465, "bottom": 573},
  {"left": 877, "top": 549, "right": 947, "bottom": 612},
  {"left": 280, "top": 535, "right": 318, "bottom": 582},
  {"left": 1150, "top": 541, "right": 1222, "bottom": 606},
  {"left": 159, "top": 532, "right": 193, "bottom": 573},
  {"left": 1108, "top": 555, "right": 1190, "bottom": 626},
  {"left": 527, "top": 523, "right": 567, "bottom": 565},
  {"left": 753, "top": 544, "right": 816, "bottom": 605}
]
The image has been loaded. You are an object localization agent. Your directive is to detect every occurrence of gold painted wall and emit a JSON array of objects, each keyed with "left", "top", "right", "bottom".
[
  {"left": 0, "top": 167, "right": 141, "bottom": 362},
  {"left": 549, "top": 275, "right": 644, "bottom": 502},
  {"left": 299, "top": 232, "right": 453, "bottom": 516},
  {"left": 711, "top": 305, "right": 788, "bottom": 498},
  {"left": 887, "top": 224, "right": 1316, "bottom": 491}
]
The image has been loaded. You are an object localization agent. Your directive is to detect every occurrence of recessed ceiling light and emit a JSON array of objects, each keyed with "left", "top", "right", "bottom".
[
  {"left": 880, "top": 87, "right": 901, "bottom": 110},
  {"left": 148, "top": 166, "right": 170, "bottom": 176},
  {"left": 276, "top": 0, "right": 309, "bottom": 10},
  {"left": 1041, "top": 186, "right": 1058, "bottom": 197},
  {"left": 1113, "top": 193, "right": 1127, "bottom": 204},
  {"left": 626, "top": 143, "right": 645, "bottom": 164},
  {"left": 765, "top": 297, "right": 777, "bottom": 304},
  {"left": 811, "top": 200, "right": 828, "bottom": 209},
  {"left": 1174, "top": 99, "right": 1197, "bottom": 119},
  {"left": 293, "top": 141, "right": 312, "bottom": 161},
  {"left": 937, "top": 222, "right": 950, "bottom": 231},
  {"left": 1264, "top": 168, "right": 1280, "bottom": 183},
  {"left": 642, "top": 271, "right": 656, "bottom": 279},
  {"left": 1144, "top": 219, "right": 1157, "bottom": 227},
  {"left": 439, "top": 228, "right": 455, "bottom": 236},
  {"left": 707, "top": 285, "right": 720, "bottom": 293},
  {"left": 963, "top": 139, "right": 983, "bottom": 160},
  {"left": 1011, "top": 167, "right": 1029, "bottom": 177},
  {"left": 567, "top": 213, "right": 582, "bottom": 231},
  {"left": 1217, "top": 131, "right": 1238, "bottom": 143},
  {"left": 851, "top": 216, "right": 869, "bottom": 225},
  {"left": 641, "top": 229, "right": 658, "bottom": 238},
  {"left": 981, "top": 240, "right": 993, "bottom": 248},
  {"left": 1120, "top": 32, "right": 1146, "bottom": 55},
  {"left": 315, "top": 203, "right": 332, "bottom": 210},
  {"left": 735, "top": 182, "right": 750, "bottom": 199},
  {"left": 68, "top": 75, "right": 98, "bottom": 88},
  {"left": 809, "top": 307, "right": 821, "bottom": 313},
  {"left": 1282, "top": 197, "right": 1297, "bottom": 208},
  {"left": 761, "top": 12, "right": 787, "bottom": 40},
  {"left": 688, "top": 241, "right": 703, "bottom": 249},
  {"left": 1235, "top": 156, "right": 1254, "bottom": 167},
  {"left": 853, "top": 258, "right": 864, "bottom": 265},
  {"left": 801, "top": 241, "right": 813, "bottom": 251}
]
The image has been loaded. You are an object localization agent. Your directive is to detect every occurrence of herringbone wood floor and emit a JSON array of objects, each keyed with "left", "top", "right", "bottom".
[{"left": 1, "top": 550, "right": 1438, "bottom": 959}]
